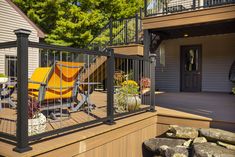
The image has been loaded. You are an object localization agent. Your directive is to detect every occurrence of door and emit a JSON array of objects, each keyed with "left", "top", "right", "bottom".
[{"left": 181, "top": 45, "right": 202, "bottom": 92}]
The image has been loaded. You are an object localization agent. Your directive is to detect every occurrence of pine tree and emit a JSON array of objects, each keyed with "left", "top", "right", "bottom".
[{"left": 13, "top": 0, "right": 143, "bottom": 47}]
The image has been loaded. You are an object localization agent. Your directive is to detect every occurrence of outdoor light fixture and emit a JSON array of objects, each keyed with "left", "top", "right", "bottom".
[{"left": 184, "top": 34, "right": 189, "bottom": 37}]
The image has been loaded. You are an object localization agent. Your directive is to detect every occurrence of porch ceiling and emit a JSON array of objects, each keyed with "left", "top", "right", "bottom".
[{"left": 151, "top": 19, "right": 235, "bottom": 39}]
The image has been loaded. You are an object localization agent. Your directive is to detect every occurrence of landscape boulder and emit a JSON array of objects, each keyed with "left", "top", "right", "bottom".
[
  {"left": 192, "top": 142, "right": 235, "bottom": 157},
  {"left": 166, "top": 125, "right": 198, "bottom": 139},
  {"left": 217, "top": 141, "right": 235, "bottom": 151},
  {"left": 199, "top": 128, "right": 235, "bottom": 145},
  {"left": 183, "top": 139, "right": 192, "bottom": 148},
  {"left": 164, "top": 146, "right": 189, "bottom": 157},
  {"left": 144, "top": 138, "right": 186, "bottom": 154},
  {"left": 193, "top": 137, "right": 207, "bottom": 144}
]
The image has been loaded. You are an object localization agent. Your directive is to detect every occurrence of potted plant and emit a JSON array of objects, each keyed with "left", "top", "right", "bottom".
[
  {"left": 0, "top": 73, "right": 8, "bottom": 84},
  {"left": 114, "top": 80, "right": 141, "bottom": 112},
  {"left": 140, "top": 77, "right": 151, "bottom": 95},
  {"left": 114, "top": 70, "right": 125, "bottom": 87},
  {"left": 28, "top": 98, "right": 46, "bottom": 136}
]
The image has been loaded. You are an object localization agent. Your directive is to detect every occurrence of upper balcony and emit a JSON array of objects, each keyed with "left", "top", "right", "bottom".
[
  {"left": 143, "top": 0, "right": 235, "bottom": 30},
  {"left": 144, "top": 0, "right": 235, "bottom": 16}
]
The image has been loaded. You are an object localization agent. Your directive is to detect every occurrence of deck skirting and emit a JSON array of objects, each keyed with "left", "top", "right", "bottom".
[{"left": 0, "top": 107, "right": 214, "bottom": 157}]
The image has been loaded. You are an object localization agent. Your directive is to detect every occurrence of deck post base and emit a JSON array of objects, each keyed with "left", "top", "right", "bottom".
[
  {"left": 149, "top": 108, "right": 156, "bottom": 112},
  {"left": 104, "top": 120, "right": 116, "bottom": 125},
  {"left": 13, "top": 146, "right": 32, "bottom": 153}
]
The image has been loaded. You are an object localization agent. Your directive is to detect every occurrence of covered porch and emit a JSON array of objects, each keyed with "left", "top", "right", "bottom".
[{"left": 142, "top": 4, "right": 235, "bottom": 132}]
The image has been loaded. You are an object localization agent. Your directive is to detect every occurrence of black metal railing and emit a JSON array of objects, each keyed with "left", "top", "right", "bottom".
[
  {"left": 83, "top": 12, "right": 143, "bottom": 91},
  {"left": 87, "top": 12, "right": 143, "bottom": 51},
  {"left": 0, "top": 29, "right": 156, "bottom": 153},
  {"left": 113, "top": 54, "right": 156, "bottom": 118},
  {"left": 110, "top": 14, "right": 142, "bottom": 46},
  {"left": 144, "top": 0, "right": 235, "bottom": 16}
]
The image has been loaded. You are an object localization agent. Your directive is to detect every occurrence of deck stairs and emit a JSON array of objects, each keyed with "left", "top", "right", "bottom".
[{"left": 80, "top": 15, "right": 143, "bottom": 85}]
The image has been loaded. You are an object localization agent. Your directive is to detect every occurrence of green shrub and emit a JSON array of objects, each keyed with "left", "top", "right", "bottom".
[{"left": 232, "top": 87, "right": 235, "bottom": 95}]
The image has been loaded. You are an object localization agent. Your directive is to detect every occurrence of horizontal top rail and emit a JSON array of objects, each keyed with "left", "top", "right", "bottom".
[
  {"left": 0, "top": 41, "right": 17, "bottom": 49},
  {"left": 144, "top": 0, "right": 235, "bottom": 17},
  {"left": 86, "top": 22, "right": 111, "bottom": 48},
  {"left": 114, "top": 53, "right": 150, "bottom": 61},
  {"left": 114, "top": 15, "right": 141, "bottom": 22},
  {"left": 29, "top": 41, "right": 111, "bottom": 57}
]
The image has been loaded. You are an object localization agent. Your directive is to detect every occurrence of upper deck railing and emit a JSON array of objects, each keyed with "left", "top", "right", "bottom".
[
  {"left": 87, "top": 13, "right": 143, "bottom": 52},
  {"left": 144, "top": 0, "right": 235, "bottom": 17}
]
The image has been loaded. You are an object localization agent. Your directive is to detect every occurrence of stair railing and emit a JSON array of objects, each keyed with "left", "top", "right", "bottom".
[{"left": 82, "top": 11, "right": 143, "bottom": 78}]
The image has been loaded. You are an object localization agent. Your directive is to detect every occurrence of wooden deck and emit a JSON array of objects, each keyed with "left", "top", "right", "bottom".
[
  {"left": 155, "top": 92, "right": 235, "bottom": 131},
  {"left": 0, "top": 107, "right": 105, "bottom": 136},
  {"left": 1, "top": 91, "right": 234, "bottom": 156},
  {"left": 0, "top": 91, "right": 148, "bottom": 137},
  {"left": 0, "top": 106, "right": 212, "bottom": 157}
]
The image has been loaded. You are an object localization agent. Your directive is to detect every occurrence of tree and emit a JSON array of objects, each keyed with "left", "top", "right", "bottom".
[{"left": 13, "top": 0, "right": 143, "bottom": 47}]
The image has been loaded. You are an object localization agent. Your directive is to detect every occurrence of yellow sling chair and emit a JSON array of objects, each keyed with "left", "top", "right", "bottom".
[{"left": 28, "top": 61, "right": 86, "bottom": 119}]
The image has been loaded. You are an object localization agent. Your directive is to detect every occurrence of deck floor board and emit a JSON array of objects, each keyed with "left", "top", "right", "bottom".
[{"left": 0, "top": 91, "right": 110, "bottom": 136}]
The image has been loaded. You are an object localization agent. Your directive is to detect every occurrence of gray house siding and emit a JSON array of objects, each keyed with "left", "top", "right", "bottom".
[
  {"left": 156, "top": 33, "right": 235, "bottom": 92},
  {"left": 0, "top": 0, "right": 40, "bottom": 77},
  {"left": 155, "top": 43, "right": 180, "bottom": 92}
]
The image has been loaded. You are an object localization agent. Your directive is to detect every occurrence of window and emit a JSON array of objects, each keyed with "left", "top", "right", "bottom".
[
  {"left": 159, "top": 44, "right": 165, "bottom": 67},
  {"left": 184, "top": 49, "right": 198, "bottom": 72},
  {"left": 5, "top": 56, "right": 17, "bottom": 80}
]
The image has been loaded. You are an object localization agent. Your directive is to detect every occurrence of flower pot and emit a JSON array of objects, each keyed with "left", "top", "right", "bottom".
[
  {"left": 0, "top": 77, "right": 8, "bottom": 84},
  {"left": 141, "top": 87, "right": 150, "bottom": 95},
  {"left": 28, "top": 113, "right": 46, "bottom": 136},
  {"left": 127, "top": 95, "right": 141, "bottom": 111}
]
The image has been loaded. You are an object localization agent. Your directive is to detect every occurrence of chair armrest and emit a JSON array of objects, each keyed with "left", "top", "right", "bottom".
[{"left": 28, "top": 80, "right": 46, "bottom": 86}]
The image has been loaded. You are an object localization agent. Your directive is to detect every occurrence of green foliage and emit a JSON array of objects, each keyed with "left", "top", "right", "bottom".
[
  {"left": 114, "top": 80, "right": 140, "bottom": 112},
  {"left": 13, "top": 0, "right": 143, "bottom": 47},
  {"left": 0, "top": 74, "right": 6, "bottom": 78},
  {"left": 120, "top": 80, "right": 139, "bottom": 95},
  {"left": 232, "top": 87, "right": 235, "bottom": 95}
]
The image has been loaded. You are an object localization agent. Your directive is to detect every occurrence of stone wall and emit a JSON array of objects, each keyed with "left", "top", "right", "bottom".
[{"left": 144, "top": 125, "right": 235, "bottom": 157}]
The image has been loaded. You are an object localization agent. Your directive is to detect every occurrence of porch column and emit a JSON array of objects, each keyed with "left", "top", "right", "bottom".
[
  {"left": 143, "top": 29, "right": 151, "bottom": 59},
  {"left": 13, "top": 29, "right": 32, "bottom": 152},
  {"left": 149, "top": 54, "right": 157, "bottom": 112},
  {"left": 143, "top": 29, "right": 151, "bottom": 78},
  {"left": 106, "top": 48, "right": 115, "bottom": 125}
]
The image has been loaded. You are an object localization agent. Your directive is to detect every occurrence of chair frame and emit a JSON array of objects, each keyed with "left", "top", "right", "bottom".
[{"left": 28, "top": 61, "right": 87, "bottom": 116}]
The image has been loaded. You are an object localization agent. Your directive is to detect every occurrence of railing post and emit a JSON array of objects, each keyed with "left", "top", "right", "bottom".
[
  {"left": 106, "top": 48, "right": 115, "bottom": 124},
  {"left": 135, "top": 13, "right": 139, "bottom": 44},
  {"left": 139, "top": 8, "right": 143, "bottom": 31},
  {"left": 149, "top": 54, "right": 156, "bottom": 112},
  {"left": 140, "top": 7, "right": 143, "bottom": 19},
  {"left": 193, "top": 0, "right": 196, "bottom": 9},
  {"left": 13, "top": 29, "right": 32, "bottom": 152},
  {"left": 109, "top": 19, "right": 113, "bottom": 46},
  {"left": 144, "top": 0, "right": 147, "bottom": 17},
  {"left": 165, "top": 0, "right": 168, "bottom": 14},
  {"left": 125, "top": 20, "right": 128, "bottom": 44}
]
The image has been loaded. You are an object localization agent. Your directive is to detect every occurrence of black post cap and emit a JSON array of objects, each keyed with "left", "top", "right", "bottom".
[
  {"left": 149, "top": 53, "right": 157, "bottom": 60},
  {"left": 14, "top": 29, "right": 31, "bottom": 35}
]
